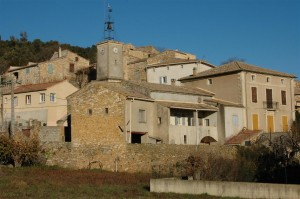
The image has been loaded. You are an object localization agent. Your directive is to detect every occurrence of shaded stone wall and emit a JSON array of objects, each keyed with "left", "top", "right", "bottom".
[{"left": 44, "top": 143, "right": 236, "bottom": 173}]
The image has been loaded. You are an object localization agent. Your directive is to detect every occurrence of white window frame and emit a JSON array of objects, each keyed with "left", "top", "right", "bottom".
[
  {"left": 40, "top": 93, "right": 46, "bottom": 103},
  {"left": 159, "top": 76, "right": 167, "bottom": 84},
  {"left": 25, "top": 95, "right": 31, "bottom": 105},
  {"left": 50, "top": 93, "right": 56, "bottom": 103}
]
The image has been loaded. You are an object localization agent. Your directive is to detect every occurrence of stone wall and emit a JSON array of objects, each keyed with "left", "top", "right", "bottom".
[
  {"left": 39, "top": 126, "right": 63, "bottom": 142},
  {"left": 44, "top": 143, "right": 236, "bottom": 173}
]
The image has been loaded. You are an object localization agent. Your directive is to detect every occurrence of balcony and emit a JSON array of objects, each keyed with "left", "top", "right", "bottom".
[{"left": 263, "top": 101, "right": 279, "bottom": 110}]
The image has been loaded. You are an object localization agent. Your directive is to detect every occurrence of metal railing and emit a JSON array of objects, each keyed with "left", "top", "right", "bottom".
[{"left": 263, "top": 101, "right": 279, "bottom": 110}]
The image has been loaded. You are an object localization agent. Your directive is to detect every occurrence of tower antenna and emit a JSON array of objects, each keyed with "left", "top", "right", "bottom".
[{"left": 104, "top": 3, "right": 115, "bottom": 40}]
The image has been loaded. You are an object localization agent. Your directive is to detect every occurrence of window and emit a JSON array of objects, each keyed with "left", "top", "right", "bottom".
[
  {"left": 69, "top": 63, "right": 75, "bottom": 73},
  {"left": 266, "top": 77, "right": 271, "bottom": 83},
  {"left": 159, "top": 76, "right": 167, "bottom": 84},
  {"left": 75, "top": 57, "right": 79, "bottom": 61},
  {"left": 138, "top": 109, "right": 146, "bottom": 123},
  {"left": 50, "top": 93, "right": 56, "bottom": 102},
  {"left": 251, "top": 87, "right": 257, "bottom": 103},
  {"left": 13, "top": 96, "right": 18, "bottom": 106},
  {"left": 40, "top": 93, "right": 46, "bottom": 103},
  {"left": 232, "top": 115, "right": 239, "bottom": 127},
  {"left": 4, "top": 97, "right": 7, "bottom": 104},
  {"left": 207, "top": 79, "right": 213, "bottom": 85},
  {"left": 13, "top": 72, "right": 19, "bottom": 80},
  {"left": 157, "top": 117, "right": 161, "bottom": 124},
  {"left": 184, "top": 135, "right": 187, "bottom": 144},
  {"left": 281, "top": 79, "right": 284, "bottom": 84},
  {"left": 88, "top": 109, "right": 92, "bottom": 115},
  {"left": 105, "top": 108, "right": 109, "bottom": 114},
  {"left": 48, "top": 64, "right": 53, "bottom": 74},
  {"left": 205, "top": 119, "right": 210, "bottom": 126},
  {"left": 26, "top": 68, "right": 30, "bottom": 74},
  {"left": 25, "top": 95, "right": 31, "bottom": 105},
  {"left": 251, "top": 75, "right": 256, "bottom": 81},
  {"left": 175, "top": 114, "right": 181, "bottom": 125},
  {"left": 281, "top": 90, "right": 286, "bottom": 105}
]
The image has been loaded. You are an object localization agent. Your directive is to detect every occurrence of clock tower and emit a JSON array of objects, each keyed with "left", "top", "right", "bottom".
[{"left": 96, "top": 40, "right": 123, "bottom": 81}]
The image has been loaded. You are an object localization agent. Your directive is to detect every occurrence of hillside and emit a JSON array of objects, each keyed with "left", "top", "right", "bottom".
[{"left": 0, "top": 33, "right": 96, "bottom": 74}]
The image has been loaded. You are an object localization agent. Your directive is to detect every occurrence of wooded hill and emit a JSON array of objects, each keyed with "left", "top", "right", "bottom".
[{"left": 0, "top": 32, "right": 96, "bottom": 74}]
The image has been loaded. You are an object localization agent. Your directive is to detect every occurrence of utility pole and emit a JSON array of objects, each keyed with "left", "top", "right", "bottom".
[
  {"left": 10, "top": 78, "right": 15, "bottom": 137},
  {"left": 0, "top": 76, "right": 3, "bottom": 131}
]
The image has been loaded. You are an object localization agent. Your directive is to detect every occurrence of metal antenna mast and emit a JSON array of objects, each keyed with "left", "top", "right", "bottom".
[{"left": 104, "top": 3, "right": 114, "bottom": 40}]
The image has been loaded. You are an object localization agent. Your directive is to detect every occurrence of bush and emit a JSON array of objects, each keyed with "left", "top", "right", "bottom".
[{"left": 0, "top": 133, "right": 44, "bottom": 167}]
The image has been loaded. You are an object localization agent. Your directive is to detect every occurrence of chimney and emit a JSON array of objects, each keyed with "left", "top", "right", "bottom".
[
  {"left": 58, "top": 47, "right": 62, "bottom": 58},
  {"left": 193, "top": 67, "right": 197, "bottom": 76}
]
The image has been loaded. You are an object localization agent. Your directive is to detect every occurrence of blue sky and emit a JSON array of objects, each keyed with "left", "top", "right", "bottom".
[{"left": 1, "top": 0, "right": 299, "bottom": 79}]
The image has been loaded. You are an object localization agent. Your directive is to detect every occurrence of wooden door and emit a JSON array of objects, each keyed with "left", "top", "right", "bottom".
[
  {"left": 252, "top": 114, "right": 259, "bottom": 130},
  {"left": 267, "top": 115, "right": 274, "bottom": 133},
  {"left": 282, "top": 116, "right": 288, "bottom": 132}
]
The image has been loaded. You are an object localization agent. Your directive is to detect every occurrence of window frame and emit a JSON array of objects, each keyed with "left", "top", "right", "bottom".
[
  {"left": 251, "top": 87, "right": 258, "bottom": 103},
  {"left": 40, "top": 93, "right": 46, "bottom": 103},
  {"left": 281, "top": 90, "right": 287, "bottom": 106},
  {"left": 50, "top": 93, "right": 56, "bottom": 103},
  {"left": 25, "top": 95, "right": 31, "bottom": 105},
  {"left": 138, "top": 109, "right": 146, "bottom": 123}
]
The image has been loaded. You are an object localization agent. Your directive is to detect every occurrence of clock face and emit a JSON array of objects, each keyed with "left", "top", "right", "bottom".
[{"left": 113, "top": 47, "right": 118, "bottom": 54}]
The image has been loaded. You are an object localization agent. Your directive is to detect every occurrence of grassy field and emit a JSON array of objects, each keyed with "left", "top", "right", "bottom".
[{"left": 0, "top": 166, "right": 241, "bottom": 199}]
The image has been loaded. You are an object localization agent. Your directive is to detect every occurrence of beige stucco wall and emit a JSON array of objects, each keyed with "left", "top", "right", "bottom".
[
  {"left": 183, "top": 73, "right": 242, "bottom": 104},
  {"left": 244, "top": 72, "right": 295, "bottom": 132},
  {"left": 3, "top": 80, "right": 77, "bottom": 126}
]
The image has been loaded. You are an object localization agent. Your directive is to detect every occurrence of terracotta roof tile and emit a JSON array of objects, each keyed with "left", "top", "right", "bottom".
[
  {"left": 225, "top": 129, "right": 262, "bottom": 145},
  {"left": 4, "top": 81, "right": 64, "bottom": 95}
]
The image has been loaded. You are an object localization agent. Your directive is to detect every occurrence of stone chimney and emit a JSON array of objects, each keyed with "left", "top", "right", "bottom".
[{"left": 58, "top": 47, "right": 62, "bottom": 58}]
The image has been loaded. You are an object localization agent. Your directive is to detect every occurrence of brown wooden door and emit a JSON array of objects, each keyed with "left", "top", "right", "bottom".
[{"left": 266, "top": 89, "right": 273, "bottom": 108}]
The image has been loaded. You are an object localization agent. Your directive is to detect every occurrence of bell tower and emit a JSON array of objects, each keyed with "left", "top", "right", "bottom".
[
  {"left": 97, "top": 3, "right": 123, "bottom": 81},
  {"left": 97, "top": 40, "right": 123, "bottom": 81}
]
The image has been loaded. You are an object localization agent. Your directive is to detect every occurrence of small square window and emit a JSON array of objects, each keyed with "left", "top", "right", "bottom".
[
  {"left": 88, "top": 109, "right": 93, "bottom": 115},
  {"left": 157, "top": 117, "right": 161, "bottom": 124},
  {"left": 281, "top": 79, "right": 284, "bottom": 84},
  {"left": 105, "top": 108, "right": 109, "bottom": 114},
  {"left": 13, "top": 96, "right": 18, "bottom": 106},
  {"left": 40, "top": 93, "right": 46, "bottom": 103},
  {"left": 251, "top": 75, "right": 256, "bottom": 81},
  {"left": 160, "top": 76, "right": 167, "bottom": 84},
  {"left": 69, "top": 63, "right": 75, "bottom": 73},
  {"left": 205, "top": 119, "right": 210, "bottom": 126},
  {"left": 266, "top": 77, "right": 271, "bottom": 83},
  {"left": 25, "top": 95, "right": 31, "bottom": 105},
  {"left": 48, "top": 64, "right": 53, "bottom": 74},
  {"left": 75, "top": 57, "right": 79, "bottom": 61},
  {"left": 207, "top": 79, "right": 213, "bottom": 85},
  {"left": 138, "top": 109, "right": 146, "bottom": 123},
  {"left": 50, "top": 93, "right": 56, "bottom": 102}
]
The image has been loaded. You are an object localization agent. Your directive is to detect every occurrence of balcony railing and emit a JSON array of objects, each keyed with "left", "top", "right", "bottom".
[{"left": 263, "top": 101, "right": 279, "bottom": 110}]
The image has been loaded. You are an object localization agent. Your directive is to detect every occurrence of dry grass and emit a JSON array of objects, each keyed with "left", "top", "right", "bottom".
[{"left": 0, "top": 166, "right": 240, "bottom": 199}]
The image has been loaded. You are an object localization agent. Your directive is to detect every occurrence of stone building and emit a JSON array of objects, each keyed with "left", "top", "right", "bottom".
[
  {"left": 4, "top": 48, "right": 90, "bottom": 88},
  {"left": 67, "top": 40, "right": 220, "bottom": 145},
  {"left": 180, "top": 61, "right": 296, "bottom": 133}
]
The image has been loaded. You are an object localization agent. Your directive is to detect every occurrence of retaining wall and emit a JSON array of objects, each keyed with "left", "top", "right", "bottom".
[{"left": 150, "top": 178, "right": 300, "bottom": 199}]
